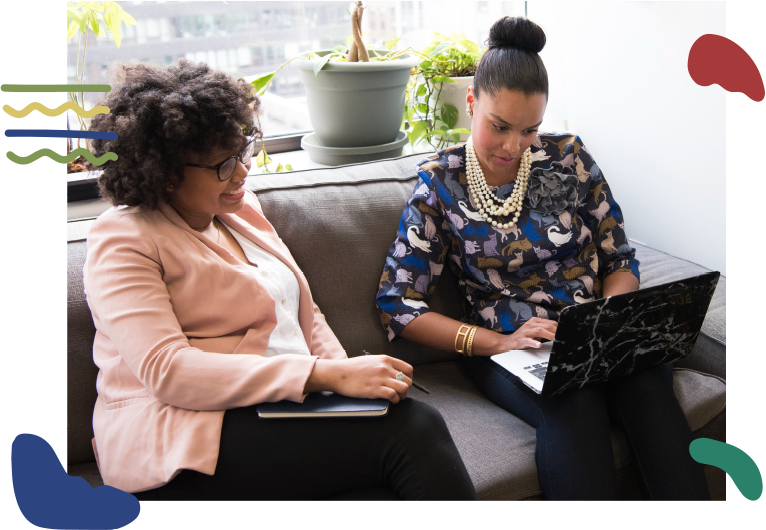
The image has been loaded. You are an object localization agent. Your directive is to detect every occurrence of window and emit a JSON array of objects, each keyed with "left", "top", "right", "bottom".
[{"left": 67, "top": 1, "right": 524, "bottom": 140}]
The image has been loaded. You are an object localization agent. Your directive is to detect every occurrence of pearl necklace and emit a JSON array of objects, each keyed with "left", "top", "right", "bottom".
[{"left": 465, "top": 136, "right": 531, "bottom": 229}]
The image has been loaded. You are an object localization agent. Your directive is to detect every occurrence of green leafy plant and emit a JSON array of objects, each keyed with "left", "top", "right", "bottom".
[
  {"left": 404, "top": 31, "right": 485, "bottom": 149},
  {"left": 66, "top": 1, "right": 136, "bottom": 170}
]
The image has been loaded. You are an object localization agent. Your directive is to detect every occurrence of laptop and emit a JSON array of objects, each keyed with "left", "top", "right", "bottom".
[{"left": 491, "top": 271, "right": 720, "bottom": 397}]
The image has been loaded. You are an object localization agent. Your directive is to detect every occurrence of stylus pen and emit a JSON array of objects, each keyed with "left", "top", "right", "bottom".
[{"left": 362, "top": 350, "right": 430, "bottom": 394}]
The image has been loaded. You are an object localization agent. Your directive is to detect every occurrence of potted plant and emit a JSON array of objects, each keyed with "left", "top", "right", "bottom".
[
  {"left": 404, "top": 31, "right": 485, "bottom": 149},
  {"left": 66, "top": 1, "right": 136, "bottom": 173},
  {"left": 251, "top": 2, "right": 417, "bottom": 167}
]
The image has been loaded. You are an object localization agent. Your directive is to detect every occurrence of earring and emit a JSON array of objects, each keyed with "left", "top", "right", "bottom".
[{"left": 466, "top": 106, "right": 473, "bottom": 118}]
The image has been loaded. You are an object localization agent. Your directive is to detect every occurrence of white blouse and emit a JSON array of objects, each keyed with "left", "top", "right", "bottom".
[{"left": 219, "top": 219, "right": 311, "bottom": 358}]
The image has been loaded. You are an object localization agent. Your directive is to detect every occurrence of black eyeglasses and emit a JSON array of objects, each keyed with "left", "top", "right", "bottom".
[{"left": 185, "top": 138, "right": 256, "bottom": 181}]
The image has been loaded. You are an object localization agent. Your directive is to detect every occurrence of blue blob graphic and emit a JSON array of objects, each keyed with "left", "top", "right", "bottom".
[{"left": 12, "top": 434, "right": 140, "bottom": 529}]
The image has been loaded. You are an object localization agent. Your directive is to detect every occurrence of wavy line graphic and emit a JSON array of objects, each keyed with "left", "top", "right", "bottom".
[
  {"left": 6, "top": 148, "right": 118, "bottom": 166},
  {"left": 3, "top": 102, "right": 110, "bottom": 118}
]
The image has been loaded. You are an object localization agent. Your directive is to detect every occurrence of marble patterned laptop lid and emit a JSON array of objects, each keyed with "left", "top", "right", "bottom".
[{"left": 541, "top": 271, "right": 720, "bottom": 397}]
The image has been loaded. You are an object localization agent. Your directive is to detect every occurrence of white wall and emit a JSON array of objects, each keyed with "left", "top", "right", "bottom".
[{"left": 530, "top": 1, "right": 726, "bottom": 275}]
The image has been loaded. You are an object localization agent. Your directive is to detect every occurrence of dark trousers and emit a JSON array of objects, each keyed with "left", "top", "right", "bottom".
[
  {"left": 462, "top": 357, "right": 710, "bottom": 500},
  {"left": 134, "top": 398, "right": 477, "bottom": 500}
]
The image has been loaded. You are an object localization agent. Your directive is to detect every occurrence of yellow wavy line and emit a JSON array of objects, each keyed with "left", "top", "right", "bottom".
[
  {"left": 2, "top": 102, "right": 110, "bottom": 118},
  {"left": 6, "top": 148, "right": 117, "bottom": 165}
]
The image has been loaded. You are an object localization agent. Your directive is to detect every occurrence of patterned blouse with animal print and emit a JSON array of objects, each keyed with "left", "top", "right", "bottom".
[{"left": 375, "top": 133, "right": 640, "bottom": 339}]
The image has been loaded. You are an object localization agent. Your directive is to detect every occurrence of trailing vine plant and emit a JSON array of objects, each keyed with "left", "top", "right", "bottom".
[{"left": 404, "top": 31, "right": 485, "bottom": 149}]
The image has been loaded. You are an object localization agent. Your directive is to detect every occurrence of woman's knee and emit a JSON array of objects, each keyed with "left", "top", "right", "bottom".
[{"left": 388, "top": 398, "right": 453, "bottom": 443}]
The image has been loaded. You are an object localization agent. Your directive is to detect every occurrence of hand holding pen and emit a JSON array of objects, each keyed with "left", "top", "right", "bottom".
[{"left": 362, "top": 350, "right": 430, "bottom": 394}]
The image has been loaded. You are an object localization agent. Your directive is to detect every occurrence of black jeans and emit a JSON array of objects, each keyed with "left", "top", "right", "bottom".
[
  {"left": 462, "top": 357, "right": 710, "bottom": 500},
  {"left": 134, "top": 398, "right": 477, "bottom": 500}
]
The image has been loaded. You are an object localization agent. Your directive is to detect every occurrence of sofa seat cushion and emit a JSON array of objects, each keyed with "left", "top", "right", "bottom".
[{"left": 413, "top": 361, "right": 725, "bottom": 500}]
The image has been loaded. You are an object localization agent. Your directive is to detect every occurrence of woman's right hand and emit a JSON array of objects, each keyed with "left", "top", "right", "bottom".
[
  {"left": 499, "top": 317, "right": 558, "bottom": 351},
  {"left": 305, "top": 355, "right": 413, "bottom": 403}
]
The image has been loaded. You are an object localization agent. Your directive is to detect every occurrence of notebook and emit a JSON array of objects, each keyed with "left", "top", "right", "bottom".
[
  {"left": 256, "top": 391, "right": 389, "bottom": 418},
  {"left": 491, "top": 271, "right": 720, "bottom": 397}
]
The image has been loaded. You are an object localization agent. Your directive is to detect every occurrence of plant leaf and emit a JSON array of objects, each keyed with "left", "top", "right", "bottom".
[
  {"left": 406, "top": 103, "right": 416, "bottom": 125},
  {"left": 407, "top": 121, "right": 428, "bottom": 146},
  {"left": 419, "top": 60, "right": 432, "bottom": 71},
  {"left": 111, "top": 1, "right": 137, "bottom": 26},
  {"left": 284, "top": 164, "right": 293, "bottom": 171},
  {"left": 255, "top": 149, "right": 272, "bottom": 168},
  {"left": 384, "top": 38, "right": 400, "bottom": 50},
  {"left": 104, "top": 10, "right": 121, "bottom": 47},
  {"left": 67, "top": 20, "right": 80, "bottom": 41},
  {"left": 251, "top": 72, "right": 276, "bottom": 96},
  {"left": 428, "top": 41, "right": 451, "bottom": 58},
  {"left": 275, "top": 163, "right": 284, "bottom": 172},
  {"left": 432, "top": 75, "right": 456, "bottom": 84},
  {"left": 417, "top": 103, "right": 429, "bottom": 114},
  {"left": 441, "top": 104, "right": 459, "bottom": 129},
  {"left": 449, "top": 128, "right": 472, "bottom": 135},
  {"left": 460, "top": 39, "right": 479, "bottom": 53},
  {"left": 313, "top": 52, "right": 335, "bottom": 76},
  {"left": 416, "top": 83, "right": 427, "bottom": 97},
  {"left": 89, "top": 10, "right": 100, "bottom": 37}
]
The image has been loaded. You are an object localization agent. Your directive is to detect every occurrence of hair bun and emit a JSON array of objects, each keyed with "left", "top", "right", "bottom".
[{"left": 487, "top": 16, "right": 546, "bottom": 54}]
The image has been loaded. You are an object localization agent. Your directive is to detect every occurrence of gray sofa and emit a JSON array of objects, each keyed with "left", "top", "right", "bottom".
[{"left": 67, "top": 153, "right": 726, "bottom": 500}]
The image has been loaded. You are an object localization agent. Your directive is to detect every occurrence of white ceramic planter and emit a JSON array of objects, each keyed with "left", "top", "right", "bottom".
[{"left": 434, "top": 76, "right": 473, "bottom": 142}]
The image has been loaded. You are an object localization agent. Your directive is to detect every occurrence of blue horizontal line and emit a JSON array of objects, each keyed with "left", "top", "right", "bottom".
[{"left": 5, "top": 129, "right": 118, "bottom": 140}]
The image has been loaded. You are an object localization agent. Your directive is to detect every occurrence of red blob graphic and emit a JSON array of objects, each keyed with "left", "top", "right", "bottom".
[{"left": 688, "top": 34, "right": 764, "bottom": 102}]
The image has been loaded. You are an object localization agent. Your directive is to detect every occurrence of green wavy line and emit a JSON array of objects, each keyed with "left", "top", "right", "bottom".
[
  {"left": 3, "top": 102, "right": 110, "bottom": 118},
  {"left": 6, "top": 148, "right": 118, "bottom": 166}
]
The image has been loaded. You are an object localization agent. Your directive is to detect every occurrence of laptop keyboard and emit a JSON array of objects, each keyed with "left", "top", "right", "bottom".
[{"left": 524, "top": 362, "right": 549, "bottom": 381}]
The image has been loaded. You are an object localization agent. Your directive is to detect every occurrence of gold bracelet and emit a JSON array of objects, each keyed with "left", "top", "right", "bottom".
[
  {"left": 455, "top": 324, "right": 472, "bottom": 355},
  {"left": 465, "top": 326, "right": 479, "bottom": 357}
]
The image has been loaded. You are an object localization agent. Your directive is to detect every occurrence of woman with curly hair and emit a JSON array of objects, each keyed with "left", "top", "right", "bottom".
[
  {"left": 375, "top": 17, "right": 710, "bottom": 500},
  {"left": 83, "top": 59, "right": 477, "bottom": 500}
]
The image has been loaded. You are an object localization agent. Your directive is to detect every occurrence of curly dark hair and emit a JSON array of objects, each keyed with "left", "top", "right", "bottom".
[{"left": 86, "top": 59, "right": 260, "bottom": 209}]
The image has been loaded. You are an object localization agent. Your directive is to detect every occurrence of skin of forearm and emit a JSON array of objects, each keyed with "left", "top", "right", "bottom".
[
  {"left": 303, "top": 358, "right": 338, "bottom": 394},
  {"left": 601, "top": 271, "right": 639, "bottom": 298},
  {"left": 398, "top": 312, "right": 508, "bottom": 356}
]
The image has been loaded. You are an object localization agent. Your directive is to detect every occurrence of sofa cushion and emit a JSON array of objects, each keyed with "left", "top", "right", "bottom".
[{"left": 413, "top": 361, "right": 725, "bottom": 500}]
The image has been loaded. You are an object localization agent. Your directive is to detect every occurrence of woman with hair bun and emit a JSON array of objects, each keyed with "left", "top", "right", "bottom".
[
  {"left": 376, "top": 16, "right": 709, "bottom": 500},
  {"left": 83, "top": 60, "right": 477, "bottom": 500}
]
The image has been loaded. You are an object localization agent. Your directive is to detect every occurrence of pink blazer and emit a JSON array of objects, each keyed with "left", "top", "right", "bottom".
[{"left": 83, "top": 190, "right": 347, "bottom": 493}]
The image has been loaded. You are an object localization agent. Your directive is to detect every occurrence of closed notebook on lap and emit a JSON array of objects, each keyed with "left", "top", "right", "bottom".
[
  {"left": 491, "top": 271, "right": 720, "bottom": 397},
  {"left": 256, "top": 391, "right": 389, "bottom": 418}
]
